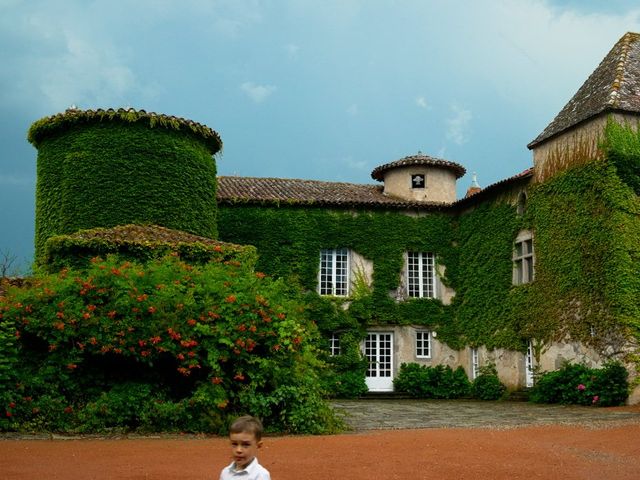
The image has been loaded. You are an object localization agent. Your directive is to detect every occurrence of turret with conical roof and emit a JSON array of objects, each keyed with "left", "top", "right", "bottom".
[
  {"left": 371, "top": 152, "right": 466, "bottom": 203},
  {"left": 528, "top": 32, "right": 640, "bottom": 182}
]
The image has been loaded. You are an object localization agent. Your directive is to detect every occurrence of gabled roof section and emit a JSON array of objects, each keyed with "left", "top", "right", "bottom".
[
  {"left": 453, "top": 168, "right": 533, "bottom": 208},
  {"left": 528, "top": 32, "right": 640, "bottom": 149},
  {"left": 371, "top": 153, "right": 466, "bottom": 181},
  {"left": 217, "top": 176, "right": 451, "bottom": 210}
]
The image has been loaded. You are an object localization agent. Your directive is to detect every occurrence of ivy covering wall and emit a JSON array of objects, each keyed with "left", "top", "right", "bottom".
[
  {"left": 30, "top": 111, "right": 220, "bottom": 263},
  {"left": 446, "top": 202, "right": 524, "bottom": 351},
  {"left": 218, "top": 122, "right": 640, "bottom": 366},
  {"left": 520, "top": 123, "right": 640, "bottom": 357},
  {"left": 218, "top": 207, "right": 455, "bottom": 342}
]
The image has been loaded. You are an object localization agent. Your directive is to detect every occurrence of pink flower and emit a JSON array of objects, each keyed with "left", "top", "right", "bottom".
[
  {"left": 592, "top": 396, "right": 599, "bottom": 404},
  {"left": 577, "top": 384, "right": 586, "bottom": 391}
]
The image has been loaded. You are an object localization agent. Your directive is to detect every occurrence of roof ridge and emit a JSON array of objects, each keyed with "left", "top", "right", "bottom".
[
  {"left": 609, "top": 32, "right": 638, "bottom": 107},
  {"left": 218, "top": 175, "right": 377, "bottom": 187},
  {"left": 528, "top": 32, "right": 640, "bottom": 149}
]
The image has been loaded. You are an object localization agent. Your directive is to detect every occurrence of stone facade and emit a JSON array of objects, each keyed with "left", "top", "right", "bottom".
[
  {"left": 381, "top": 165, "right": 458, "bottom": 203},
  {"left": 532, "top": 112, "right": 640, "bottom": 183}
]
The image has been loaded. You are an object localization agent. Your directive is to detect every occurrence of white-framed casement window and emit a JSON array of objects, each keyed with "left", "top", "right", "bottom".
[
  {"left": 329, "top": 333, "right": 341, "bottom": 356},
  {"left": 470, "top": 347, "right": 479, "bottom": 380},
  {"left": 415, "top": 330, "right": 431, "bottom": 358},
  {"left": 406, "top": 251, "right": 436, "bottom": 298},
  {"left": 319, "top": 248, "right": 350, "bottom": 296},
  {"left": 525, "top": 340, "right": 535, "bottom": 388},
  {"left": 513, "top": 231, "right": 534, "bottom": 285}
]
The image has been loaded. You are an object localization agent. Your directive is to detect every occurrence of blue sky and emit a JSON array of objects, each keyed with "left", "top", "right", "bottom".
[{"left": 2, "top": 0, "right": 640, "bottom": 271}]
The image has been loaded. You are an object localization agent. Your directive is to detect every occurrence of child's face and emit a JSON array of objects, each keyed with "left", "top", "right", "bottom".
[{"left": 229, "top": 431, "right": 262, "bottom": 470}]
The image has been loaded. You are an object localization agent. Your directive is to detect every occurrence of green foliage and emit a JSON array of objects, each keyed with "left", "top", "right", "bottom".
[
  {"left": 322, "top": 332, "right": 368, "bottom": 398},
  {"left": 219, "top": 150, "right": 640, "bottom": 362},
  {"left": 42, "top": 224, "right": 257, "bottom": 273},
  {"left": 471, "top": 364, "right": 506, "bottom": 400},
  {"left": 32, "top": 117, "right": 219, "bottom": 263},
  {"left": 530, "top": 361, "right": 628, "bottom": 407},
  {"left": 0, "top": 255, "right": 340, "bottom": 434},
  {"left": 393, "top": 363, "right": 471, "bottom": 399},
  {"left": 446, "top": 202, "right": 523, "bottom": 350},
  {"left": 603, "top": 120, "right": 640, "bottom": 195},
  {"left": 525, "top": 161, "right": 640, "bottom": 349},
  {"left": 217, "top": 206, "right": 454, "bottom": 337},
  {"left": 28, "top": 107, "right": 222, "bottom": 153}
]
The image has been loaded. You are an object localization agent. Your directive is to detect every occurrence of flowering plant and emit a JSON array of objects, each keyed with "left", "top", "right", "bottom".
[
  {"left": 529, "top": 361, "right": 628, "bottom": 407},
  {"left": 0, "top": 254, "right": 339, "bottom": 433}
]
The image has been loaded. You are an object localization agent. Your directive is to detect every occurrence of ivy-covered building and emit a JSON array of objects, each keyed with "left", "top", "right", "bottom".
[
  {"left": 26, "top": 33, "right": 640, "bottom": 403},
  {"left": 216, "top": 32, "right": 640, "bottom": 402}
]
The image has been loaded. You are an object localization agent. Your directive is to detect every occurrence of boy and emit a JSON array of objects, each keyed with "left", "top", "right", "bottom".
[{"left": 220, "top": 415, "right": 271, "bottom": 480}]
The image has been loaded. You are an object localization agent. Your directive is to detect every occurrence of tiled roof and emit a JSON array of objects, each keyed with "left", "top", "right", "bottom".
[
  {"left": 453, "top": 168, "right": 533, "bottom": 207},
  {"left": 371, "top": 153, "right": 466, "bottom": 180},
  {"left": 218, "top": 169, "right": 533, "bottom": 210},
  {"left": 528, "top": 32, "right": 640, "bottom": 149},
  {"left": 217, "top": 176, "right": 451, "bottom": 210},
  {"left": 61, "top": 224, "right": 226, "bottom": 246}
]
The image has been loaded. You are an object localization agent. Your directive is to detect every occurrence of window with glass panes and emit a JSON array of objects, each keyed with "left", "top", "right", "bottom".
[
  {"left": 471, "top": 347, "right": 479, "bottom": 380},
  {"left": 329, "top": 333, "right": 341, "bottom": 356},
  {"left": 407, "top": 252, "right": 435, "bottom": 298},
  {"left": 416, "top": 330, "right": 431, "bottom": 358},
  {"left": 513, "top": 233, "right": 534, "bottom": 285},
  {"left": 319, "top": 248, "right": 349, "bottom": 296}
]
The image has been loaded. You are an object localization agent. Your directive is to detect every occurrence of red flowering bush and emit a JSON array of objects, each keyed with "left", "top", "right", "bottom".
[{"left": 0, "top": 255, "right": 340, "bottom": 434}]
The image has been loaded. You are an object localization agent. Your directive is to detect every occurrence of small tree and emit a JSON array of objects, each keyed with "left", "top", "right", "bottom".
[{"left": 0, "top": 249, "right": 18, "bottom": 279}]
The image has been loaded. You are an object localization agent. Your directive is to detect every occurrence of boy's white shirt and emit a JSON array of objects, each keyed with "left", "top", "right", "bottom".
[{"left": 219, "top": 457, "right": 271, "bottom": 480}]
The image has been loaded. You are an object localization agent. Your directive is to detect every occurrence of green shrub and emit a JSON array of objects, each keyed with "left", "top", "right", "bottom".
[
  {"left": 530, "top": 361, "right": 628, "bottom": 407},
  {"left": 394, "top": 363, "right": 470, "bottom": 399},
  {"left": 322, "top": 333, "right": 368, "bottom": 399},
  {"left": 0, "top": 254, "right": 340, "bottom": 434},
  {"left": 42, "top": 224, "right": 257, "bottom": 273},
  {"left": 471, "top": 364, "right": 506, "bottom": 400}
]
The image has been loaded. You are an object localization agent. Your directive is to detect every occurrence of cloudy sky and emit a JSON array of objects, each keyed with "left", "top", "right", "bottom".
[{"left": 2, "top": 0, "right": 640, "bottom": 271}]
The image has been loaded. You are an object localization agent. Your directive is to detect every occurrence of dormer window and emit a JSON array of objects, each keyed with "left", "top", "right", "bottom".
[{"left": 411, "top": 174, "right": 425, "bottom": 189}]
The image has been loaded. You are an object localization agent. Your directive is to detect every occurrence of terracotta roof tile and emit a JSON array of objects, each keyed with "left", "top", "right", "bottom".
[
  {"left": 371, "top": 153, "right": 466, "bottom": 180},
  {"left": 217, "top": 176, "right": 451, "bottom": 210},
  {"left": 453, "top": 168, "right": 533, "bottom": 207},
  {"left": 528, "top": 32, "right": 640, "bottom": 149}
]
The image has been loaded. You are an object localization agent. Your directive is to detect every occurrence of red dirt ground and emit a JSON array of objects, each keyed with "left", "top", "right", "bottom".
[{"left": 2, "top": 423, "right": 639, "bottom": 479}]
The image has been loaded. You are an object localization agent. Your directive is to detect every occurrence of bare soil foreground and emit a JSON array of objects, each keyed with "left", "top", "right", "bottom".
[{"left": 2, "top": 423, "right": 640, "bottom": 479}]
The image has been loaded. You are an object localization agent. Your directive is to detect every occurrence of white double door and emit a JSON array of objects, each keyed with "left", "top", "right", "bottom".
[{"left": 363, "top": 332, "right": 394, "bottom": 392}]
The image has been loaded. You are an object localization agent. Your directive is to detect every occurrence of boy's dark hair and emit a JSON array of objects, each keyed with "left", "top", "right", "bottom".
[{"left": 230, "top": 415, "right": 264, "bottom": 441}]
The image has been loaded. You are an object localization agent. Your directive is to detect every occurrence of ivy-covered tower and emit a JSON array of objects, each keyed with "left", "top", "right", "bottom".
[{"left": 28, "top": 108, "right": 222, "bottom": 262}]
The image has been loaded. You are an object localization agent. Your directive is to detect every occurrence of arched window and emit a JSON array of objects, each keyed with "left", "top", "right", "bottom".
[{"left": 517, "top": 191, "right": 527, "bottom": 216}]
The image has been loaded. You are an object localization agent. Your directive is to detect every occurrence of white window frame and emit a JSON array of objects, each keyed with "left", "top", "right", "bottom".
[
  {"left": 415, "top": 330, "right": 431, "bottom": 358},
  {"left": 470, "top": 347, "right": 479, "bottom": 380},
  {"left": 525, "top": 340, "right": 535, "bottom": 388},
  {"left": 319, "top": 248, "right": 350, "bottom": 296},
  {"left": 406, "top": 252, "right": 436, "bottom": 298},
  {"left": 513, "top": 231, "right": 534, "bottom": 285},
  {"left": 329, "top": 333, "right": 341, "bottom": 356}
]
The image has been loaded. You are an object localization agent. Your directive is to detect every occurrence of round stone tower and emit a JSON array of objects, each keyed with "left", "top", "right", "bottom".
[
  {"left": 371, "top": 152, "right": 466, "bottom": 203},
  {"left": 28, "top": 107, "right": 222, "bottom": 261}
]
